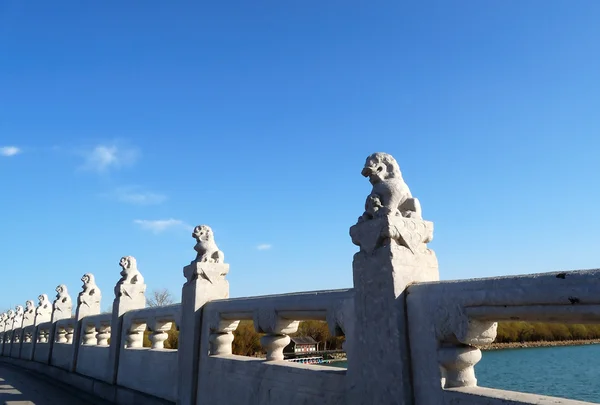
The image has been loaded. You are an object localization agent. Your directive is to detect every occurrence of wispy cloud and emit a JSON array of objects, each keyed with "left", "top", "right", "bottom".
[
  {"left": 109, "top": 186, "right": 167, "bottom": 205},
  {"left": 256, "top": 244, "right": 272, "bottom": 251},
  {"left": 0, "top": 146, "right": 21, "bottom": 157},
  {"left": 80, "top": 144, "right": 139, "bottom": 173},
  {"left": 133, "top": 219, "right": 191, "bottom": 234}
]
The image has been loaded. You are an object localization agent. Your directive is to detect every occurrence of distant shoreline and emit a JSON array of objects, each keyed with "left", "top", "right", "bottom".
[{"left": 477, "top": 339, "right": 600, "bottom": 351}]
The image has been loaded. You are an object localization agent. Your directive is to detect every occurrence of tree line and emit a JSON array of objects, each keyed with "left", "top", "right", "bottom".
[{"left": 496, "top": 322, "right": 600, "bottom": 343}]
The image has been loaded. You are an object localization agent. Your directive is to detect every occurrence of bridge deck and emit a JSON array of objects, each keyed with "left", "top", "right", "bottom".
[{"left": 0, "top": 362, "right": 111, "bottom": 405}]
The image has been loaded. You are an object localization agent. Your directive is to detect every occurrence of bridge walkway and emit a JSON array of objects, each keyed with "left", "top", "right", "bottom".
[{"left": 0, "top": 362, "right": 112, "bottom": 405}]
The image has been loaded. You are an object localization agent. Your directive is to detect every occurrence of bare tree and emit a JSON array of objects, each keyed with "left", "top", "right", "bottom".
[{"left": 146, "top": 288, "right": 175, "bottom": 307}]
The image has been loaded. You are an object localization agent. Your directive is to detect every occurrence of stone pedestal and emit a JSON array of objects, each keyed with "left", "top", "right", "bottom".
[
  {"left": 106, "top": 283, "right": 146, "bottom": 384},
  {"left": 346, "top": 215, "right": 439, "bottom": 405},
  {"left": 177, "top": 262, "right": 229, "bottom": 405},
  {"left": 71, "top": 274, "right": 102, "bottom": 372}
]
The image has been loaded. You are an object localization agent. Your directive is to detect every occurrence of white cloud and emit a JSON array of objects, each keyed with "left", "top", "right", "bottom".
[
  {"left": 133, "top": 219, "right": 191, "bottom": 234},
  {"left": 256, "top": 244, "right": 272, "bottom": 251},
  {"left": 111, "top": 186, "right": 167, "bottom": 205},
  {"left": 0, "top": 146, "right": 21, "bottom": 157},
  {"left": 81, "top": 144, "right": 139, "bottom": 172}
]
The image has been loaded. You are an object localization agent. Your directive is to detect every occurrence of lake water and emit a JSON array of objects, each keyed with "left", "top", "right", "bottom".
[{"left": 328, "top": 344, "right": 600, "bottom": 403}]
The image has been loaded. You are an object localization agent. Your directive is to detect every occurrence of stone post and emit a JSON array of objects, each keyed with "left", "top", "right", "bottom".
[
  {"left": 346, "top": 152, "right": 439, "bottom": 405},
  {"left": 177, "top": 225, "right": 230, "bottom": 405},
  {"left": 106, "top": 256, "right": 147, "bottom": 384},
  {"left": 70, "top": 273, "right": 102, "bottom": 371},
  {"left": 10, "top": 305, "right": 24, "bottom": 357},
  {"left": 29, "top": 294, "right": 52, "bottom": 360},
  {"left": 0, "top": 313, "right": 6, "bottom": 356}
]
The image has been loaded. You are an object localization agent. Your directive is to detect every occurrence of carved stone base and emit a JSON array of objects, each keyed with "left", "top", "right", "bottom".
[
  {"left": 347, "top": 214, "right": 439, "bottom": 405},
  {"left": 184, "top": 261, "right": 230, "bottom": 286}
]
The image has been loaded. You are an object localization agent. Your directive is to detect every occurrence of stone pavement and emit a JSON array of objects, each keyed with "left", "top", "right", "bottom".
[{"left": 0, "top": 362, "right": 111, "bottom": 405}]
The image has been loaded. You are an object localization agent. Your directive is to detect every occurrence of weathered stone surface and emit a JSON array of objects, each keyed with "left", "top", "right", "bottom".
[
  {"left": 22, "top": 300, "right": 36, "bottom": 327},
  {"left": 34, "top": 294, "right": 52, "bottom": 325},
  {"left": 357, "top": 152, "right": 423, "bottom": 223},
  {"left": 76, "top": 273, "right": 102, "bottom": 320},
  {"left": 179, "top": 224, "right": 230, "bottom": 405},
  {"left": 347, "top": 152, "right": 439, "bottom": 405},
  {"left": 52, "top": 284, "right": 73, "bottom": 322},
  {"left": 107, "top": 256, "right": 147, "bottom": 384},
  {"left": 13, "top": 305, "right": 24, "bottom": 329}
]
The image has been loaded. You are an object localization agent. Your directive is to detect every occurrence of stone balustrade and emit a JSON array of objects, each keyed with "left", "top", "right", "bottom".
[
  {"left": 117, "top": 305, "right": 181, "bottom": 401},
  {"left": 0, "top": 152, "right": 597, "bottom": 405},
  {"left": 76, "top": 313, "right": 113, "bottom": 381},
  {"left": 407, "top": 270, "right": 600, "bottom": 405},
  {"left": 203, "top": 289, "right": 352, "bottom": 360}
]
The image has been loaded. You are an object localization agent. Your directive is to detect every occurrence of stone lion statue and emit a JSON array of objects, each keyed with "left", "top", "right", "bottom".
[
  {"left": 79, "top": 273, "right": 101, "bottom": 305},
  {"left": 118, "top": 256, "right": 144, "bottom": 285},
  {"left": 115, "top": 256, "right": 146, "bottom": 298},
  {"left": 192, "top": 225, "right": 224, "bottom": 264},
  {"left": 53, "top": 284, "right": 73, "bottom": 314},
  {"left": 358, "top": 152, "right": 422, "bottom": 222},
  {"left": 0, "top": 312, "right": 7, "bottom": 330},
  {"left": 36, "top": 294, "right": 51, "bottom": 318},
  {"left": 23, "top": 300, "right": 35, "bottom": 325},
  {"left": 15, "top": 305, "right": 24, "bottom": 318},
  {"left": 13, "top": 305, "right": 24, "bottom": 329}
]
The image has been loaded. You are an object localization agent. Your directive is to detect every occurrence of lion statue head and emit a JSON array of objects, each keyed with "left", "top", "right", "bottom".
[
  {"left": 361, "top": 152, "right": 402, "bottom": 184},
  {"left": 38, "top": 294, "right": 49, "bottom": 306},
  {"left": 81, "top": 273, "right": 96, "bottom": 287},
  {"left": 15, "top": 305, "right": 23, "bottom": 316},
  {"left": 25, "top": 300, "right": 35, "bottom": 311},
  {"left": 192, "top": 225, "right": 214, "bottom": 244},
  {"left": 119, "top": 256, "right": 137, "bottom": 272},
  {"left": 56, "top": 284, "right": 68, "bottom": 297}
]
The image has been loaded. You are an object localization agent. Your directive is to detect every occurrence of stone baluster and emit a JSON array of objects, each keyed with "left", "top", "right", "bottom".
[
  {"left": 82, "top": 323, "right": 97, "bottom": 345},
  {"left": 38, "top": 329, "right": 47, "bottom": 343},
  {"left": 126, "top": 323, "right": 146, "bottom": 348},
  {"left": 254, "top": 309, "right": 299, "bottom": 361},
  {"left": 438, "top": 345, "right": 482, "bottom": 388},
  {"left": 65, "top": 326, "right": 75, "bottom": 344},
  {"left": 149, "top": 320, "right": 172, "bottom": 349},
  {"left": 23, "top": 330, "right": 33, "bottom": 343},
  {"left": 96, "top": 323, "right": 111, "bottom": 346},
  {"left": 208, "top": 318, "right": 240, "bottom": 356},
  {"left": 56, "top": 326, "right": 68, "bottom": 343}
]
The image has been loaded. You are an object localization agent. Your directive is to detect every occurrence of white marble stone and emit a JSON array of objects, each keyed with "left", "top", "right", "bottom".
[
  {"left": 76, "top": 273, "right": 102, "bottom": 320},
  {"left": 347, "top": 152, "right": 439, "bottom": 405},
  {"left": 106, "top": 256, "right": 147, "bottom": 384},
  {"left": 34, "top": 294, "right": 52, "bottom": 325},
  {"left": 52, "top": 284, "right": 73, "bottom": 322},
  {"left": 179, "top": 224, "right": 230, "bottom": 405}
]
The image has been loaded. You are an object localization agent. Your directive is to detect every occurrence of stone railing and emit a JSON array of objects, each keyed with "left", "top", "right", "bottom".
[
  {"left": 0, "top": 152, "right": 596, "bottom": 405},
  {"left": 407, "top": 270, "right": 600, "bottom": 405},
  {"left": 118, "top": 304, "right": 181, "bottom": 402},
  {"left": 76, "top": 312, "right": 112, "bottom": 381}
]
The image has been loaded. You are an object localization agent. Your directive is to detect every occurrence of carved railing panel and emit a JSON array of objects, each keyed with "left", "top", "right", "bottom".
[
  {"left": 121, "top": 305, "right": 181, "bottom": 350},
  {"left": 407, "top": 269, "right": 600, "bottom": 405},
  {"left": 203, "top": 288, "right": 353, "bottom": 361}
]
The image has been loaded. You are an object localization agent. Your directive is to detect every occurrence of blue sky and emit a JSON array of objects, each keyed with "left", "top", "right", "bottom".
[{"left": 1, "top": 1, "right": 600, "bottom": 311}]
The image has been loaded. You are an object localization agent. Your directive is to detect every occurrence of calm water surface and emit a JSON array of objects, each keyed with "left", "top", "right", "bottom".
[
  {"left": 476, "top": 344, "right": 600, "bottom": 403},
  {"left": 329, "top": 344, "right": 600, "bottom": 403}
]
